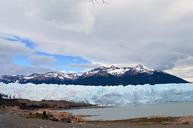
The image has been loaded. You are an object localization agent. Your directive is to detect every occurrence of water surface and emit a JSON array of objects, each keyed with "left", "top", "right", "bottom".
[{"left": 63, "top": 102, "right": 193, "bottom": 121}]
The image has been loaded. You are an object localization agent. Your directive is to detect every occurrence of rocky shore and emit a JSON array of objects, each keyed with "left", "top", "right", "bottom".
[
  {"left": 0, "top": 98, "right": 94, "bottom": 110},
  {"left": 0, "top": 97, "right": 93, "bottom": 123}
]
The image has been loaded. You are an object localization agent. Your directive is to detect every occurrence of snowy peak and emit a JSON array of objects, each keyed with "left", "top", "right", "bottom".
[
  {"left": 135, "top": 64, "right": 145, "bottom": 70},
  {"left": 132, "top": 64, "right": 154, "bottom": 73},
  {"left": 106, "top": 66, "right": 131, "bottom": 76},
  {"left": 83, "top": 64, "right": 154, "bottom": 77}
]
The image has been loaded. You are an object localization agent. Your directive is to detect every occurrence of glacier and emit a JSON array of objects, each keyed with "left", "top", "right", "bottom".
[{"left": 0, "top": 83, "right": 193, "bottom": 106}]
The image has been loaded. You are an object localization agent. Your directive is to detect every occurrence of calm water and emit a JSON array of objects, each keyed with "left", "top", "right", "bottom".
[{"left": 63, "top": 102, "right": 193, "bottom": 121}]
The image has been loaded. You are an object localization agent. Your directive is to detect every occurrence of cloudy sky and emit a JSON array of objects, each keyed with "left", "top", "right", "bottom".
[{"left": 0, "top": 0, "right": 193, "bottom": 81}]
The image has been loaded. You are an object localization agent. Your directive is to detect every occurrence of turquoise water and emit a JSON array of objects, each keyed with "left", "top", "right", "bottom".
[{"left": 63, "top": 102, "right": 193, "bottom": 121}]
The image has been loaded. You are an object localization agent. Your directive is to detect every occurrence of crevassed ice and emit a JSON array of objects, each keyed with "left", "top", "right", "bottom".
[{"left": 0, "top": 83, "right": 193, "bottom": 106}]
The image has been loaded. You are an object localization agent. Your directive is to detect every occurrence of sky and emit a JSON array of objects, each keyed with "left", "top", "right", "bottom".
[{"left": 0, "top": 0, "right": 193, "bottom": 81}]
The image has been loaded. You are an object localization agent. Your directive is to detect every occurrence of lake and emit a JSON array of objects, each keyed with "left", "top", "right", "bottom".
[{"left": 63, "top": 102, "right": 193, "bottom": 121}]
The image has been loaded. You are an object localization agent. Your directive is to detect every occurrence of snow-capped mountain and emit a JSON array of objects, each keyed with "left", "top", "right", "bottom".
[
  {"left": 0, "top": 72, "right": 77, "bottom": 84},
  {"left": 0, "top": 64, "right": 189, "bottom": 85}
]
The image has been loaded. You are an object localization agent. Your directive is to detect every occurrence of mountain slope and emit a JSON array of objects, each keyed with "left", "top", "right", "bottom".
[{"left": 0, "top": 65, "right": 189, "bottom": 85}]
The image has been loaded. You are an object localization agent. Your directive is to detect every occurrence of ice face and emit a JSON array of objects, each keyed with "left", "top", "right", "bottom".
[{"left": 0, "top": 83, "right": 193, "bottom": 106}]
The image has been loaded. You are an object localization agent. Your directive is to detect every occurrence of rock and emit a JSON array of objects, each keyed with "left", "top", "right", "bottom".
[
  {"left": 27, "top": 109, "right": 84, "bottom": 123},
  {"left": 175, "top": 116, "right": 193, "bottom": 125}
]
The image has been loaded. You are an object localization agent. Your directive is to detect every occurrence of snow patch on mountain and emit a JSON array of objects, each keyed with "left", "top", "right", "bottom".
[{"left": 23, "top": 76, "right": 34, "bottom": 80}]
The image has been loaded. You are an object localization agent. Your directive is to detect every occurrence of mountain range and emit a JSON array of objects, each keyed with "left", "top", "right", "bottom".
[{"left": 0, "top": 64, "right": 189, "bottom": 85}]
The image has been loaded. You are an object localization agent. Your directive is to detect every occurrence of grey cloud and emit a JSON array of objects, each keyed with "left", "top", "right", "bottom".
[
  {"left": 0, "top": 39, "right": 54, "bottom": 75},
  {"left": 0, "top": 63, "right": 52, "bottom": 76}
]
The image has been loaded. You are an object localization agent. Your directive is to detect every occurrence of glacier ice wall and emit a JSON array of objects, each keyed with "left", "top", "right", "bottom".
[{"left": 0, "top": 83, "right": 193, "bottom": 106}]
